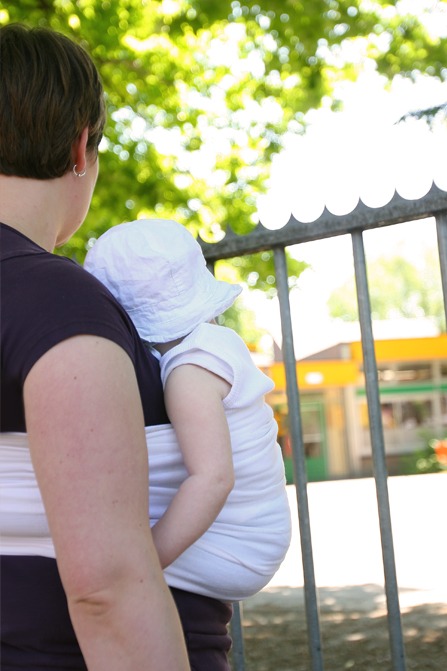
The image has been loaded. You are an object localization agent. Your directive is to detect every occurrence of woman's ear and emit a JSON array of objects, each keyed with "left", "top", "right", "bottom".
[{"left": 72, "top": 127, "right": 89, "bottom": 174}]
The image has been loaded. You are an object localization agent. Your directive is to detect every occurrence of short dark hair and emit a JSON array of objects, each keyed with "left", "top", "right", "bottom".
[{"left": 0, "top": 23, "right": 106, "bottom": 179}]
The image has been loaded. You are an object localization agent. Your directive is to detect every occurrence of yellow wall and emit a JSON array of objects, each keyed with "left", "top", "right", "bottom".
[
  {"left": 349, "top": 334, "right": 447, "bottom": 363},
  {"left": 267, "top": 335, "right": 447, "bottom": 391},
  {"left": 268, "top": 360, "right": 359, "bottom": 390}
]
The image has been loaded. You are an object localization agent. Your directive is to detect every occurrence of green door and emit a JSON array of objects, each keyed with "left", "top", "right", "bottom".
[
  {"left": 282, "top": 401, "right": 328, "bottom": 483},
  {"left": 302, "top": 402, "right": 328, "bottom": 481}
]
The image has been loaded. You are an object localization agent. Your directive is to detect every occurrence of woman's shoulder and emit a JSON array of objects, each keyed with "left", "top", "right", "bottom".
[{"left": 2, "top": 246, "right": 137, "bottom": 379}]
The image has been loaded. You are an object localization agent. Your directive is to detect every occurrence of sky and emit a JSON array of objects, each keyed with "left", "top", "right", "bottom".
[
  {"left": 257, "top": 72, "right": 447, "bottom": 226},
  {"left": 248, "top": 69, "right": 447, "bottom": 358}
]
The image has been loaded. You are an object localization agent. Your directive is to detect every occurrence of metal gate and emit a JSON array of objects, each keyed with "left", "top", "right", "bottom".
[{"left": 200, "top": 183, "right": 447, "bottom": 671}]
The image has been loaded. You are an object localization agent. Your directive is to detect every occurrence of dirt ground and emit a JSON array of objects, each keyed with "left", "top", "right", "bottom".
[
  {"left": 229, "top": 475, "right": 447, "bottom": 670},
  {"left": 232, "top": 585, "right": 447, "bottom": 670}
]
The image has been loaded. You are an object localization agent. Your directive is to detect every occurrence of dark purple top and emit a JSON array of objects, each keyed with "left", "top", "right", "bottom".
[
  {"left": 0, "top": 223, "right": 169, "bottom": 431},
  {"left": 0, "top": 222, "right": 169, "bottom": 669}
]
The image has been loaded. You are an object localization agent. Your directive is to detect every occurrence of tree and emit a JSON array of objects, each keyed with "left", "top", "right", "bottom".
[
  {"left": 327, "top": 252, "right": 446, "bottom": 331},
  {"left": 2, "top": 0, "right": 446, "bottom": 292},
  {"left": 398, "top": 102, "right": 447, "bottom": 127}
]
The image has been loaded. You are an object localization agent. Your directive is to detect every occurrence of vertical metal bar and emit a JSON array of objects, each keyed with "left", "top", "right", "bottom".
[
  {"left": 273, "top": 246, "right": 324, "bottom": 671},
  {"left": 435, "top": 211, "right": 447, "bottom": 321},
  {"left": 208, "top": 258, "right": 247, "bottom": 670},
  {"left": 230, "top": 602, "right": 246, "bottom": 671},
  {"left": 351, "top": 231, "right": 407, "bottom": 671}
]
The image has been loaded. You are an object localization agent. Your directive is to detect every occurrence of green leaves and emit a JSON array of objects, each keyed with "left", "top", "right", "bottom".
[
  {"left": 3, "top": 0, "right": 446, "bottom": 289},
  {"left": 328, "top": 253, "right": 446, "bottom": 330}
]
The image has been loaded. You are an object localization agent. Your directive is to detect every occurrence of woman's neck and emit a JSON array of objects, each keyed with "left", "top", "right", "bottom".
[{"left": 0, "top": 174, "right": 63, "bottom": 251}]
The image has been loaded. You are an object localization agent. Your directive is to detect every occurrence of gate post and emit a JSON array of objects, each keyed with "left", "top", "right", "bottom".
[
  {"left": 273, "top": 246, "right": 324, "bottom": 671},
  {"left": 352, "top": 230, "right": 407, "bottom": 670}
]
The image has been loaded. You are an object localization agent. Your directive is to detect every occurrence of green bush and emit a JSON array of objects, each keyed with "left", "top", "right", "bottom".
[{"left": 399, "top": 445, "right": 444, "bottom": 475}]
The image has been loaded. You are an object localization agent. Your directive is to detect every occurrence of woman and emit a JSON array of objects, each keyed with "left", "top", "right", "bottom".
[{"left": 0, "top": 23, "right": 189, "bottom": 670}]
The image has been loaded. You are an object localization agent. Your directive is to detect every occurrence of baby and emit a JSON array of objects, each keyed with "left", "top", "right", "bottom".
[{"left": 84, "top": 218, "right": 291, "bottom": 601}]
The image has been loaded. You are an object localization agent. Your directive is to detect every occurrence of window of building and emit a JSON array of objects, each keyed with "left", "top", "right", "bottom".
[{"left": 377, "top": 363, "right": 433, "bottom": 383}]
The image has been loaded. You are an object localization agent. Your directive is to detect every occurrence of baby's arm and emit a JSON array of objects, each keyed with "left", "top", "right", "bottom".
[{"left": 151, "top": 363, "right": 235, "bottom": 568}]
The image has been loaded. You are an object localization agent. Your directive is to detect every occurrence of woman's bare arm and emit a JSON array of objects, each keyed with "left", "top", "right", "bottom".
[
  {"left": 24, "top": 335, "right": 189, "bottom": 671},
  {"left": 151, "top": 363, "right": 235, "bottom": 568}
]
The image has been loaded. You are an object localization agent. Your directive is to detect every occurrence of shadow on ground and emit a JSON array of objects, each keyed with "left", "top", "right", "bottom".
[{"left": 232, "top": 585, "right": 447, "bottom": 671}]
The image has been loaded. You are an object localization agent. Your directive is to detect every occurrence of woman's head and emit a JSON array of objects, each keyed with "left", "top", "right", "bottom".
[{"left": 0, "top": 23, "right": 106, "bottom": 179}]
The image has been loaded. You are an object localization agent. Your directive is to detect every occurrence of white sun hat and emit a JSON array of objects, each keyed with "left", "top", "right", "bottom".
[{"left": 84, "top": 218, "right": 242, "bottom": 343}]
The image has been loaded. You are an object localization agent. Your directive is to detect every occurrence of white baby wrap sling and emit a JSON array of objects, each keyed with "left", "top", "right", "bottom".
[
  {"left": 0, "top": 425, "right": 291, "bottom": 601},
  {"left": 0, "top": 324, "right": 292, "bottom": 601}
]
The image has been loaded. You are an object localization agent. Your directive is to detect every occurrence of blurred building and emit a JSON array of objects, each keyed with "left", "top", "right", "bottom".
[{"left": 264, "top": 334, "right": 447, "bottom": 481}]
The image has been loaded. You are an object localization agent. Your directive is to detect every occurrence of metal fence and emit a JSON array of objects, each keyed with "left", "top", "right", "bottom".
[{"left": 200, "top": 183, "right": 447, "bottom": 671}]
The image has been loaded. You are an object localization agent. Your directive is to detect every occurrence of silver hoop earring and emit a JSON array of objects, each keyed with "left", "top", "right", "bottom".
[{"left": 73, "top": 164, "right": 86, "bottom": 178}]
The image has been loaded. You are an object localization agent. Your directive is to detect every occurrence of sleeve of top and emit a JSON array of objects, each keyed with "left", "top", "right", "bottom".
[
  {"left": 8, "top": 254, "right": 136, "bottom": 386},
  {"left": 159, "top": 326, "right": 237, "bottom": 389},
  {"left": 159, "top": 324, "right": 274, "bottom": 408}
]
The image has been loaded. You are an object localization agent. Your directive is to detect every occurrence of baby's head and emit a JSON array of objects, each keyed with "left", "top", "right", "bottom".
[{"left": 84, "top": 218, "right": 242, "bottom": 343}]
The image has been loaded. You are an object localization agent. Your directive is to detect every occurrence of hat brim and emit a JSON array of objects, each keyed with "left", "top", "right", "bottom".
[{"left": 131, "top": 273, "right": 242, "bottom": 343}]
